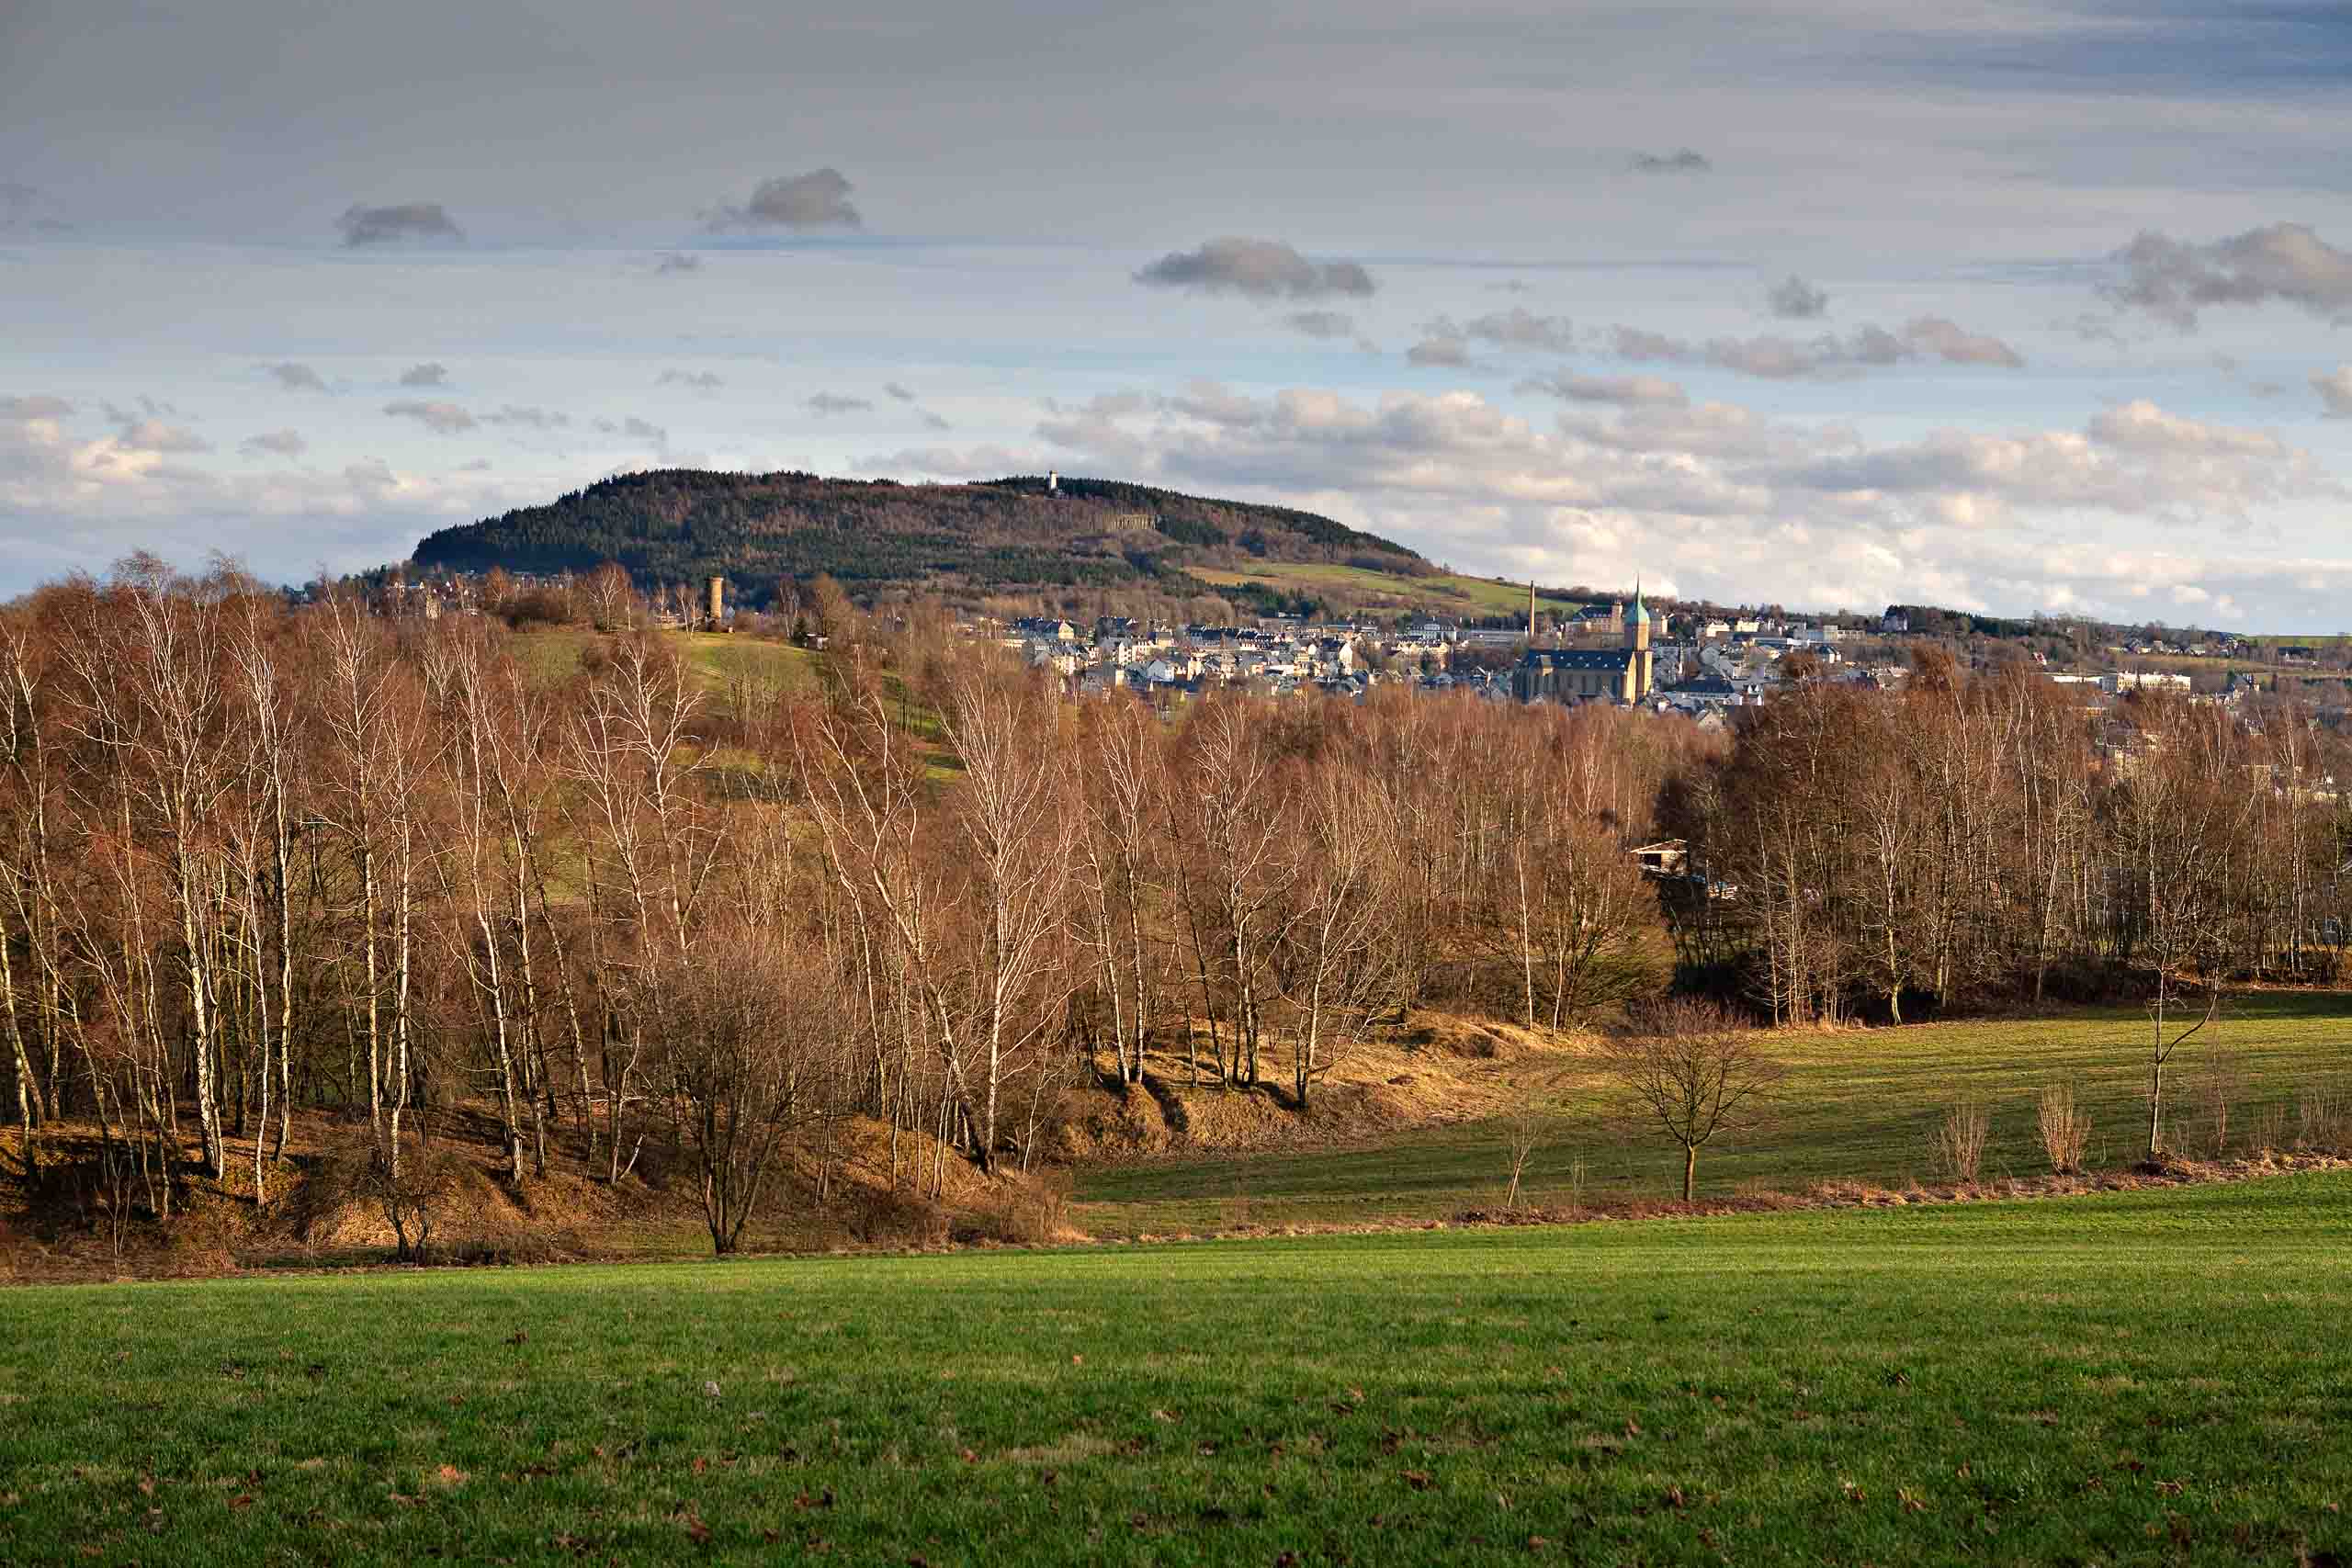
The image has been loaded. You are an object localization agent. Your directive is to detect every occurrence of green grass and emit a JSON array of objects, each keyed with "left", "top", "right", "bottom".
[
  {"left": 6, "top": 1176, "right": 2352, "bottom": 1563},
  {"left": 1076, "top": 994, "right": 2352, "bottom": 1235},
  {"left": 508, "top": 627, "right": 819, "bottom": 690},
  {"left": 1191, "top": 561, "right": 1585, "bottom": 617}
]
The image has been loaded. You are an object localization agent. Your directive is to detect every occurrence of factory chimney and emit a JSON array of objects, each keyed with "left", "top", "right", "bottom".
[{"left": 706, "top": 575, "right": 725, "bottom": 631}]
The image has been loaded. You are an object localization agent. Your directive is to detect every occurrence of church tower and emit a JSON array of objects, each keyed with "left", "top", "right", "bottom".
[{"left": 1623, "top": 579, "right": 1653, "bottom": 699}]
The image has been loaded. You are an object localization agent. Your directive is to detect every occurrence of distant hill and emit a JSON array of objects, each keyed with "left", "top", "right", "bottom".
[{"left": 410, "top": 469, "right": 1430, "bottom": 606}]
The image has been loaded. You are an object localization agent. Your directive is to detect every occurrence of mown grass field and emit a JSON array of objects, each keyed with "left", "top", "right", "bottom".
[
  {"left": 1075, "top": 994, "right": 2352, "bottom": 1235},
  {"left": 509, "top": 627, "right": 820, "bottom": 691},
  {"left": 5, "top": 1176, "right": 2350, "bottom": 1564},
  {"left": 1190, "top": 561, "right": 1587, "bottom": 618}
]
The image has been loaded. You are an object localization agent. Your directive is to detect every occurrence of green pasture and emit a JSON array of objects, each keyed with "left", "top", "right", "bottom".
[
  {"left": 1190, "top": 561, "right": 1585, "bottom": 618},
  {"left": 1076, "top": 995, "right": 2352, "bottom": 1235},
  {"left": 6, "top": 1176, "right": 2351, "bottom": 1564},
  {"left": 508, "top": 627, "right": 820, "bottom": 690}
]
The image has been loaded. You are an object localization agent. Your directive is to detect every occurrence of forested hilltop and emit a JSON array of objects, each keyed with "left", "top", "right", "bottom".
[{"left": 411, "top": 469, "right": 1429, "bottom": 604}]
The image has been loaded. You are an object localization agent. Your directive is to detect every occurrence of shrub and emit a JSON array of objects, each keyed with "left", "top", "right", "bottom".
[
  {"left": 2038, "top": 1086, "right": 2090, "bottom": 1175},
  {"left": 839, "top": 1185, "right": 950, "bottom": 1249},
  {"left": 2297, "top": 1084, "right": 2348, "bottom": 1151},
  {"left": 1931, "top": 1099, "right": 1991, "bottom": 1184},
  {"left": 2252, "top": 1100, "right": 2290, "bottom": 1155}
]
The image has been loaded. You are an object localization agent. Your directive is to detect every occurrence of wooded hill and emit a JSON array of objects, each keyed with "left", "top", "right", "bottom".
[{"left": 410, "top": 469, "right": 1430, "bottom": 606}]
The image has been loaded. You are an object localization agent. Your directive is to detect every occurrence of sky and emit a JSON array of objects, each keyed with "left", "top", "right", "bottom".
[{"left": 6, "top": 0, "right": 2352, "bottom": 628}]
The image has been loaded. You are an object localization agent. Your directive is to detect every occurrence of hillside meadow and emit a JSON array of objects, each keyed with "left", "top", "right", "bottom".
[
  {"left": 1073, "top": 993, "right": 2352, "bottom": 1235},
  {"left": 4, "top": 1173, "right": 2349, "bottom": 1565}
]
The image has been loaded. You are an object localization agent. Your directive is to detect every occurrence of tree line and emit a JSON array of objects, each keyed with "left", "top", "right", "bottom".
[
  {"left": 0, "top": 560, "right": 1685, "bottom": 1255},
  {"left": 5, "top": 564, "right": 2346, "bottom": 1256}
]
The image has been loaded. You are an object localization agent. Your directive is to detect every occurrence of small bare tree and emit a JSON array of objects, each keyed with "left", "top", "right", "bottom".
[
  {"left": 1500, "top": 1115, "right": 1544, "bottom": 1209},
  {"left": 1600, "top": 998, "right": 1782, "bottom": 1202},
  {"left": 661, "top": 929, "right": 829, "bottom": 1255}
]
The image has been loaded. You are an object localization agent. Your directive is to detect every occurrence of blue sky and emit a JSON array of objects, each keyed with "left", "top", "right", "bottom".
[{"left": 6, "top": 0, "right": 2352, "bottom": 626}]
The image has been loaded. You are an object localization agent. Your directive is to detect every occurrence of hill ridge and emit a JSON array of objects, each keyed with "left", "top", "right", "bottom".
[{"left": 410, "top": 468, "right": 1428, "bottom": 607}]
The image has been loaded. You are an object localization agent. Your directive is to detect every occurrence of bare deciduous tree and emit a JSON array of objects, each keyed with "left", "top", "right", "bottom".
[{"left": 1601, "top": 998, "right": 1783, "bottom": 1202}]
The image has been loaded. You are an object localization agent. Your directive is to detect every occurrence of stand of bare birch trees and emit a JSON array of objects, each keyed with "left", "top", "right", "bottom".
[{"left": 4, "top": 559, "right": 2346, "bottom": 1250}]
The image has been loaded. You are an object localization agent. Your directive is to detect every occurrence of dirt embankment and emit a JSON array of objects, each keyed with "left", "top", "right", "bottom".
[
  {"left": 1044, "top": 1013, "right": 1591, "bottom": 1162},
  {"left": 0, "top": 1109, "right": 1081, "bottom": 1285},
  {"left": 0, "top": 1012, "right": 1597, "bottom": 1283}
]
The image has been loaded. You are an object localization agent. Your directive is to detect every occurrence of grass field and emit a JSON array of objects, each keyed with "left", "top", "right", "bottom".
[
  {"left": 1075, "top": 994, "right": 2352, "bottom": 1235},
  {"left": 509, "top": 627, "right": 820, "bottom": 690},
  {"left": 5, "top": 1175, "right": 2350, "bottom": 1564},
  {"left": 1190, "top": 562, "right": 1587, "bottom": 619}
]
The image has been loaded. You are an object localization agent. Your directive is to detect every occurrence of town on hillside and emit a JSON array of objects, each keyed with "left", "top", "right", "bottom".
[{"left": 354, "top": 562, "right": 2352, "bottom": 735}]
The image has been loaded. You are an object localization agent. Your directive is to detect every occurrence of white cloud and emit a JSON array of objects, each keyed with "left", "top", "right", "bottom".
[{"left": 1009, "top": 378, "right": 2335, "bottom": 623}]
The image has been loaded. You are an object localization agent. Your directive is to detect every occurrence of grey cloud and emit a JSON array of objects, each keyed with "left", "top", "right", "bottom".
[
  {"left": 1629, "top": 149, "right": 1710, "bottom": 175},
  {"left": 658, "top": 369, "right": 726, "bottom": 389},
  {"left": 1135, "top": 236, "right": 1375, "bottom": 300},
  {"left": 2059, "top": 311, "right": 2132, "bottom": 348},
  {"left": 264, "top": 361, "right": 331, "bottom": 393},
  {"left": 594, "top": 416, "right": 670, "bottom": 447},
  {"left": 1904, "top": 316, "right": 2025, "bottom": 367},
  {"left": 1518, "top": 372, "right": 1689, "bottom": 408},
  {"left": 1610, "top": 317, "right": 2017, "bottom": 378},
  {"left": 2104, "top": 222, "right": 2352, "bottom": 331},
  {"left": 240, "top": 429, "right": 308, "bottom": 457},
  {"left": 1, "top": 394, "right": 74, "bottom": 420},
  {"left": 1449, "top": 307, "right": 1575, "bottom": 353},
  {"left": 884, "top": 381, "right": 918, "bottom": 400},
  {"left": 2313, "top": 367, "right": 2352, "bottom": 419},
  {"left": 481, "top": 404, "right": 569, "bottom": 429},
  {"left": 652, "top": 251, "right": 703, "bottom": 274},
  {"left": 1767, "top": 275, "right": 1829, "bottom": 320},
  {"left": 706, "top": 168, "right": 861, "bottom": 231},
  {"left": 1845, "top": 324, "right": 1910, "bottom": 365},
  {"left": 383, "top": 399, "right": 476, "bottom": 434},
  {"left": 1406, "top": 335, "right": 1474, "bottom": 368},
  {"left": 1484, "top": 279, "right": 1533, "bottom": 293},
  {"left": 1284, "top": 310, "right": 1358, "bottom": 340},
  {"left": 807, "top": 392, "right": 875, "bottom": 415},
  {"left": 922, "top": 412, "right": 952, "bottom": 432},
  {"left": 1702, "top": 335, "right": 1825, "bottom": 379},
  {"left": 398, "top": 362, "right": 449, "bottom": 387},
  {"left": 1611, "top": 326, "right": 1687, "bottom": 362},
  {"left": 336, "top": 202, "right": 463, "bottom": 247}
]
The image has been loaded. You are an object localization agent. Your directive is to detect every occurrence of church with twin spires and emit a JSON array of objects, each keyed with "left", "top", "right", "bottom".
[{"left": 1513, "top": 584, "right": 1655, "bottom": 705}]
